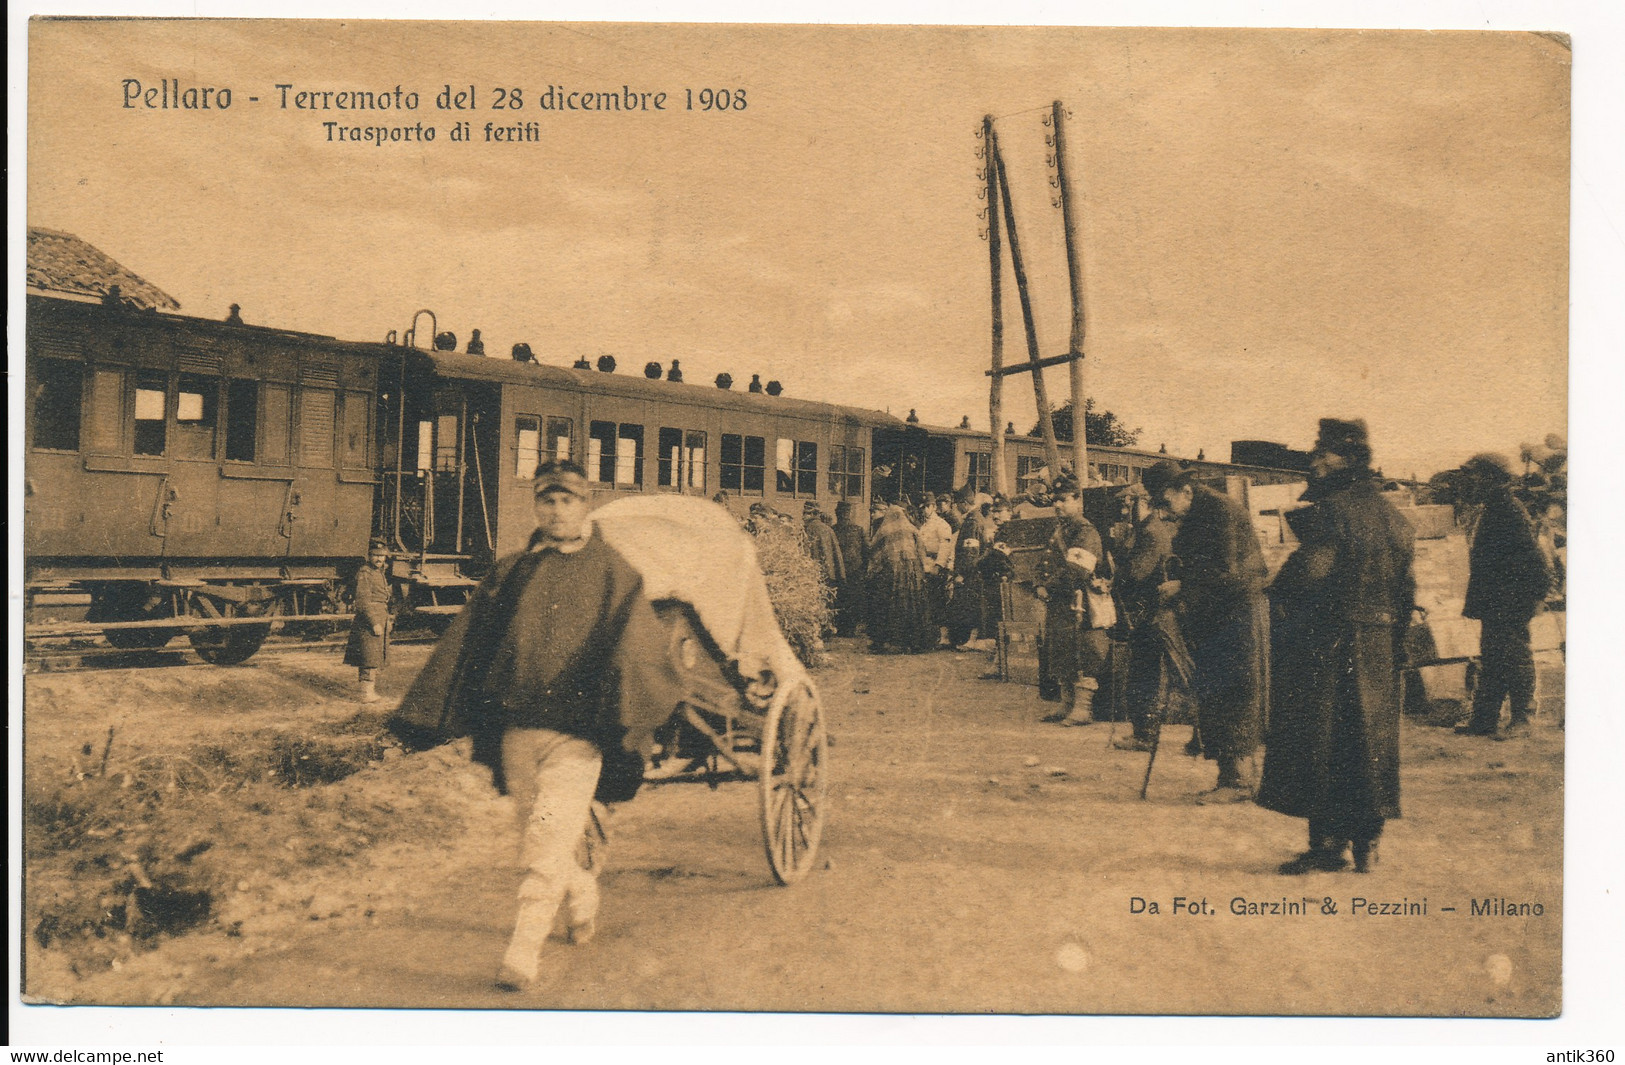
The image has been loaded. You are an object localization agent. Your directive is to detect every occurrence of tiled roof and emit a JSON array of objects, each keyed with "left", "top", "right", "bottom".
[{"left": 26, "top": 227, "right": 181, "bottom": 311}]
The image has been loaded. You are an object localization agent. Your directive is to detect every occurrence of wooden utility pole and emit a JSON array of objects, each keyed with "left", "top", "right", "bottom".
[
  {"left": 1051, "top": 100, "right": 1089, "bottom": 484},
  {"left": 991, "top": 131, "right": 1063, "bottom": 479},
  {"left": 983, "top": 116, "right": 1010, "bottom": 497}
]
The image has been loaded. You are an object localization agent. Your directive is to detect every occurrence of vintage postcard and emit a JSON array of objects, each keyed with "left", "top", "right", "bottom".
[{"left": 12, "top": 10, "right": 1609, "bottom": 1047}]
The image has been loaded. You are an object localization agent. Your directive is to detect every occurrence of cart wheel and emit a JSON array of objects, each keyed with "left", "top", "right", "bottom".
[{"left": 759, "top": 676, "right": 828, "bottom": 885}]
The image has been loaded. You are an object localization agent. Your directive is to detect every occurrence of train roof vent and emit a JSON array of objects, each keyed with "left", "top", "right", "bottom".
[
  {"left": 179, "top": 350, "right": 223, "bottom": 374},
  {"left": 302, "top": 364, "right": 339, "bottom": 387}
]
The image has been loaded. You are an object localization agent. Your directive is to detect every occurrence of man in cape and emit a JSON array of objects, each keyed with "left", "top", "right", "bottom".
[{"left": 391, "top": 460, "right": 680, "bottom": 991}]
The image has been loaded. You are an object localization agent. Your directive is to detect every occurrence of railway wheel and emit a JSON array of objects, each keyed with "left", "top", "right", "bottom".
[
  {"left": 187, "top": 600, "right": 272, "bottom": 666},
  {"left": 90, "top": 586, "right": 179, "bottom": 649},
  {"left": 103, "top": 626, "right": 178, "bottom": 650},
  {"left": 758, "top": 676, "right": 828, "bottom": 885}
]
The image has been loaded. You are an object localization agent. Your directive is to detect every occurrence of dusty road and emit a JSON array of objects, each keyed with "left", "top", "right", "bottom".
[{"left": 22, "top": 634, "right": 1563, "bottom": 1017}]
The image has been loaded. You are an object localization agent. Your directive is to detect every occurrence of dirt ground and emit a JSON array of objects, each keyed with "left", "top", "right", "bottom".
[{"left": 21, "top": 625, "right": 1564, "bottom": 1017}]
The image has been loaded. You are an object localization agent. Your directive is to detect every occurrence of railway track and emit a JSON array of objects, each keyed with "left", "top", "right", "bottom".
[{"left": 23, "top": 630, "right": 443, "bottom": 674}]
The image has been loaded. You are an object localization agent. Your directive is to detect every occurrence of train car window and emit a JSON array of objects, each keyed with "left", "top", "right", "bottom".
[
  {"left": 657, "top": 427, "right": 707, "bottom": 490},
  {"left": 341, "top": 390, "right": 371, "bottom": 469},
  {"left": 415, "top": 420, "right": 434, "bottom": 473},
  {"left": 1016, "top": 454, "right": 1046, "bottom": 494},
  {"left": 224, "top": 379, "right": 258, "bottom": 462},
  {"left": 657, "top": 427, "right": 682, "bottom": 487},
  {"left": 434, "top": 413, "right": 459, "bottom": 472},
  {"left": 685, "top": 430, "right": 706, "bottom": 490},
  {"left": 263, "top": 384, "right": 293, "bottom": 466},
  {"left": 300, "top": 388, "right": 337, "bottom": 468},
  {"left": 30, "top": 357, "right": 83, "bottom": 452},
  {"left": 516, "top": 415, "right": 542, "bottom": 479},
  {"left": 774, "top": 439, "right": 819, "bottom": 496},
  {"left": 86, "top": 368, "right": 125, "bottom": 454},
  {"left": 721, "top": 433, "right": 765, "bottom": 494},
  {"left": 588, "top": 420, "right": 644, "bottom": 487},
  {"left": 546, "top": 417, "right": 573, "bottom": 464},
  {"left": 174, "top": 373, "right": 219, "bottom": 460},
  {"left": 828, "top": 444, "right": 866, "bottom": 498},
  {"left": 966, "top": 451, "right": 992, "bottom": 494},
  {"left": 132, "top": 370, "right": 168, "bottom": 456}
]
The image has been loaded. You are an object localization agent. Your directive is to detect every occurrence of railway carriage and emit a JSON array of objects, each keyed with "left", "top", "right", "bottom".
[
  {"left": 872, "top": 422, "right": 1306, "bottom": 503},
  {"left": 24, "top": 291, "right": 384, "bottom": 663},
  {"left": 376, "top": 326, "right": 897, "bottom": 619}
]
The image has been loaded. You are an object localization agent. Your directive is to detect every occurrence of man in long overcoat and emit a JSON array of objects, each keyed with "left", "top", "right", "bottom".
[
  {"left": 802, "top": 501, "right": 846, "bottom": 590},
  {"left": 391, "top": 460, "right": 681, "bottom": 991},
  {"left": 1144, "top": 460, "right": 1270, "bottom": 801},
  {"left": 1257, "top": 419, "right": 1416, "bottom": 874},
  {"left": 831, "top": 500, "right": 868, "bottom": 636},
  {"left": 1456, "top": 452, "right": 1552, "bottom": 739},
  {"left": 344, "top": 539, "right": 393, "bottom": 702}
]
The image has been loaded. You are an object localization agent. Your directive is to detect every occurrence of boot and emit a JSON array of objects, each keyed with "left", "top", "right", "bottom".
[
  {"left": 1278, "top": 846, "right": 1351, "bottom": 875},
  {"left": 1197, "top": 757, "right": 1256, "bottom": 804},
  {"left": 1352, "top": 838, "right": 1380, "bottom": 874},
  {"left": 1061, "top": 685, "right": 1096, "bottom": 726},
  {"left": 357, "top": 679, "right": 380, "bottom": 704},
  {"left": 1494, "top": 711, "right": 1533, "bottom": 741},
  {"left": 495, "top": 898, "right": 556, "bottom": 992}
]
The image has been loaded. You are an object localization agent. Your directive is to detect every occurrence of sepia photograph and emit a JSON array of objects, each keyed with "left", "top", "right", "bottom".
[{"left": 9, "top": 3, "right": 1619, "bottom": 1051}]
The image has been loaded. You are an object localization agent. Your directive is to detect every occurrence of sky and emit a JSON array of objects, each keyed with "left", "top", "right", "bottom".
[{"left": 24, "top": 20, "right": 1570, "bottom": 480}]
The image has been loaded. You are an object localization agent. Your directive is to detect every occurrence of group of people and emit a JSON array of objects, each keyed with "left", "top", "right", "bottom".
[
  {"left": 360, "top": 412, "right": 1551, "bottom": 991},
  {"left": 730, "top": 489, "right": 1024, "bottom": 658},
  {"left": 1034, "top": 421, "right": 1413, "bottom": 874}
]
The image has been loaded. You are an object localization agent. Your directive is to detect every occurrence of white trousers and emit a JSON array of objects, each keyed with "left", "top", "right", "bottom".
[{"left": 501, "top": 728, "right": 603, "bottom": 942}]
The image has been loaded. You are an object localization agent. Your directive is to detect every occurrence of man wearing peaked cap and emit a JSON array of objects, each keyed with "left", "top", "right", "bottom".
[
  {"left": 1036, "top": 473, "right": 1115, "bottom": 725},
  {"left": 1454, "top": 450, "right": 1551, "bottom": 739},
  {"left": 1258, "top": 419, "right": 1417, "bottom": 874},
  {"left": 1146, "top": 456, "right": 1269, "bottom": 802},
  {"left": 391, "top": 458, "right": 681, "bottom": 991},
  {"left": 803, "top": 499, "right": 846, "bottom": 591}
]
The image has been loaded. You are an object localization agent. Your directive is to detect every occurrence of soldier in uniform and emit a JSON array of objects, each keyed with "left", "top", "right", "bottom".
[
  {"left": 392, "top": 460, "right": 680, "bottom": 991},
  {"left": 1144, "top": 460, "right": 1270, "bottom": 801},
  {"left": 1455, "top": 452, "right": 1553, "bottom": 739},
  {"left": 1036, "top": 475, "right": 1115, "bottom": 726},
  {"left": 344, "top": 539, "right": 393, "bottom": 703}
]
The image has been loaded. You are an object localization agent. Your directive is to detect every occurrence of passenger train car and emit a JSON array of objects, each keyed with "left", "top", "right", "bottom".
[
  {"left": 872, "top": 421, "right": 1305, "bottom": 504},
  {"left": 23, "top": 291, "right": 895, "bottom": 661}
]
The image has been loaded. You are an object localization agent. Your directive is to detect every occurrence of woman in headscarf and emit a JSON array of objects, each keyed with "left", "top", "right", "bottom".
[{"left": 865, "top": 502, "right": 935, "bottom": 654}]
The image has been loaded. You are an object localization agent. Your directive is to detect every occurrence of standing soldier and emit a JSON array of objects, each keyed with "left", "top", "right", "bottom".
[
  {"left": 1036, "top": 475, "right": 1115, "bottom": 726},
  {"left": 391, "top": 460, "right": 681, "bottom": 991},
  {"left": 948, "top": 488, "right": 995, "bottom": 649},
  {"left": 1143, "top": 460, "right": 1270, "bottom": 801},
  {"left": 802, "top": 501, "right": 846, "bottom": 593},
  {"left": 1109, "top": 486, "right": 1189, "bottom": 751},
  {"left": 1258, "top": 419, "right": 1416, "bottom": 874},
  {"left": 1455, "top": 452, "right": 1553, "bottom": 739},
  {"left": 345, "top": 539, "right": 393, "bottom": 703},
  {"left": 832, "top": 500, "right": 869, "bottom": 637}
]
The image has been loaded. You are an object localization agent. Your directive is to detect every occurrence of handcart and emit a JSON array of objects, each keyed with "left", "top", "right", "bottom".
[{"left": 592, "top": 496, "right": 830, "bottom": 885}]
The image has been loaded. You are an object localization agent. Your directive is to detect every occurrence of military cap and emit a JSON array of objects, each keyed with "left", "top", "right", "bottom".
[
  {"left": 532, "top": 459, "right": 590, "bottom": 499},
  {"left": 1140, "top": 460, "right": 1191, "bottom": 498},
  {"left": 1050, "top": 473, "right": 1083, "bottom": 499},
  {"left": 1314, "top": 418, "right": 1372, "bottom": 466},
  {"left": 1462, "top": 452, "right": 1515, "bottom": 482}
]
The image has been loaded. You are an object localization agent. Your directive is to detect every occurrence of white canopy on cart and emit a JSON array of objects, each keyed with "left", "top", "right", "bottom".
[{"left": 590, "top": 495, "right": 805, "bottom": 686}]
